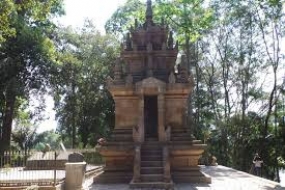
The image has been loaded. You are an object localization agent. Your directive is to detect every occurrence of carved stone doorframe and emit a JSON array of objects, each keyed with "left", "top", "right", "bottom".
[
  {"left": 157, "top": 93, "right": 165, "bottom": 141},
  {"left": 136, "top": 77, "right": 166, "bottom": 141}
]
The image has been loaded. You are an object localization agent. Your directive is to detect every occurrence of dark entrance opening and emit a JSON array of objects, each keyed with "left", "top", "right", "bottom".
[{"left": 144, "top": 96, "right": 158, "bottom": 138}]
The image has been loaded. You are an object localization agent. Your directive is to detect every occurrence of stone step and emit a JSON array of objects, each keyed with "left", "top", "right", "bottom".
[
  {"left": 110, "top": 134, "right": 133, "bottom": 141},
  {"left": 170, "top": 140, "right": 203, "bottom": 144},
  {"left": 112, "top": 129, "right": 132, "bottom": 134},
  {"left": 171, "top": 132, "right": 191, "bottom": 137},
  {"left": 129, "top": 178, "right": 174, "bottom": 189},
  {"left": 93, "top": 171, "right": 133, "bottom": 183},
  {"left": 141, "top": 147, "right": 162, "bottom": 152},
  {"left": 141, "top": 174, "right": 164, "bottom": 182},
  {"left": 104, "top": 166, "right": 133, "bottom": 171},
  {"left": 171, "top": 127, "right": 189, "bottom": 131},
  {"left": 141, "top": 146, "right": 162, "bottom": 151},
  {"left": 111, "top": 133, "right": 132, "bottom": 137},
  {"left": 111, "top": 130, "right": 133, "bottom": 136},
  {"left": 141, "top": 161, "right": 163, "bottom": 167},
  {"left": 172, "top": 129, "right": 188, "bottom": 132},
  {"left": 141, "top": 167, "right": 164, "bottom": 174},
  {"left": 141, "top": 149, "right": 162, "bottom": 154},
  {"left": 111, "top": 137, "right": 133, "bottom": 141},
  {"left": 142, "top": 143, "right": 162, "bottom": 147},
  {"left": 171, "top": 131, "right": 189, "bottom": 135},
  {"left": 129, "top": 180, "right": 174, "bottom": 189},
  {"left": 142, "top": 142, "right": 164, "bottom": 148},
  {"left": 141, "top": 150, "right": 162, "bottom": 156},
  {"left": 141, "top": 155, "right": 162, "bottom": 161},
  {"left": 145, "top": 137, "right": 159, "bottom": 141},
  {"left": 171, "top": 136, "right": 192, "bottom": 141}
]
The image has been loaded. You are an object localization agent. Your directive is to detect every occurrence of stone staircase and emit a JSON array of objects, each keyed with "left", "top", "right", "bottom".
[
  {"left": 130, "top": 137, "right": 174, "bottom": 189},
  {"left": 96, "top": 127, "right": 210, "bottom": 186},
  {"left": 141, "top": 138, "right": 164, "bottom": 183}
]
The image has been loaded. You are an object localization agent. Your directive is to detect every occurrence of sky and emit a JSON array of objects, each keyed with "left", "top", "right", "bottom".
[
  {"left": 37, "top": 0, "right": 129, "bottom": 133},
  {"left": 56, "top": 0, "right": 128, "bottom": 32}
]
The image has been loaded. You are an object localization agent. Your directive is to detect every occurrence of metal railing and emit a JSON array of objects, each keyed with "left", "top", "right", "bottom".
[{"left": 0, "top": 149, "right": 103, "bottom": 188}]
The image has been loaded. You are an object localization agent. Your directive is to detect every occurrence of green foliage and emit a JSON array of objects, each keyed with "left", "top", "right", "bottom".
[
  {"left": 0, "top": 0, "right": 64, "bottom": 43},
  {"left": 157, "top": 0, "right": 214, "bottom": 41},
  {"left": 106, "top": 0, "right": 214, "bottom": 43},
  {"left": 33, "top": 130, "right": 61, "bottom": 151},
  {"left": 52, "top": 21, "right": 119, "bottom": 148},
  {"left": 0, "top": 0, "right": 64, "bottom": 152},
  {"left": 11, "top": 99, "right": 61, "bottom": 152},
  {"left": 0, "top": 0, "right": 16, "bottom": 43},
  {"left": 105, "top": 0, "right": 145, "bottom": 35},
  {"left": 278, "top": 157, "right": 285, "bottom": 167}
]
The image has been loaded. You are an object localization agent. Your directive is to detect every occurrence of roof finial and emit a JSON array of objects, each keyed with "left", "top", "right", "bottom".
[{"left": 146, "top": 0, "right": 153, "bottom": 20}]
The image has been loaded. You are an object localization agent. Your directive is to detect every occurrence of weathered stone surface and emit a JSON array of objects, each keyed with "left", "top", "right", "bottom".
[
  {"left": 95, "top": 0, "right": 210, "bottom": 188},
  {"left": 68, "top": 153, "right": 84, "bottom": 163},
  {"left": 65, "top": 162, "right": 86, "bottom": 190}
]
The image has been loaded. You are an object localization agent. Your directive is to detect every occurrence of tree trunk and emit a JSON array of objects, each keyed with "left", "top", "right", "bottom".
[
  {"left": 0, "top": 89, "right": 5, "bottom": 152},
  {"left": 1, "top": 84, "right": 17, "bottom": 152},
  {"left": 72, "top": 81, "right": 76, "bottom": 149}
]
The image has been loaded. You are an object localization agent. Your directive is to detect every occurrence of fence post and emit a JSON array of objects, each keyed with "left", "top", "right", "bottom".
[
  {"left": 54, "top": 151, "right": 57, "bottom": 186},
  {"left": 0, "top": 152, "right": 2, "bottom": 167}
]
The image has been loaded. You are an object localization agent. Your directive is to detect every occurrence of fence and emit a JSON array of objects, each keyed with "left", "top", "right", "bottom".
[{"left": 0, "top": 149, "right": 102, "bottom": 188}]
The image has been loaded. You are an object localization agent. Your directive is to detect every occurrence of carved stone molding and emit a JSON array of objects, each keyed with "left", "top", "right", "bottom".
[{"left": 135, "top": 77, "right": 166, "bottom": 95}]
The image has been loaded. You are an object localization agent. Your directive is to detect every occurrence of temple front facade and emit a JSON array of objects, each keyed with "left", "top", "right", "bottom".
[{"left": 95, "top": 0, "right": 211, "bottom": 189}]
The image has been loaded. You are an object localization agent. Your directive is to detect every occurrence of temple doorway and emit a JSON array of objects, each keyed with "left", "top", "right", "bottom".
[{"left": 144, "top": 96, "right": 158, "bottom": 138}]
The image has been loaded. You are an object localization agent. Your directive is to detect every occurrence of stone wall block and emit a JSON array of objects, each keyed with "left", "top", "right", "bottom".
[{"left": 65, "top": 162, "right": 86, "bottom": 190}]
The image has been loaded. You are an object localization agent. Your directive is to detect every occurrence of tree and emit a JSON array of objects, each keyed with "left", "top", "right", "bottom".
[
  {"left": 198, "top": 0, "right": 285, "bottom": 180},
  {"left": 253, "top": 0, "right": 284, "bottom": 152},
  {"left": 0, "top": 0, "right": 16, "bottom": 43},
  {"left": 52, "top": 21, "right": 119, "bottom": 148},
  {"left": 105, "top": 0, "right": 145, "bottom": 35},
  {"left": 0, "top": 0, "right": 64, "bottom": 152},
  {"left": 11, "top": 98, "right": 37, "bottom": 154},
  {"left": 34, "top": 130, "right": 61, "bottom": 151}
]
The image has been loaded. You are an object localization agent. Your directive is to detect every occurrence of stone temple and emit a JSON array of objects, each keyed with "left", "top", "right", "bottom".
[{"left": 95, "top": 0, "right": 211, "bottom": 189}]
